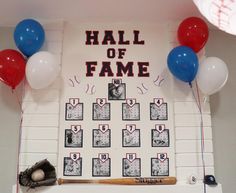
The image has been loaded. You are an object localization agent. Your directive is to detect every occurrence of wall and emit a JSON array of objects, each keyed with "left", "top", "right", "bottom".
[
  {"left": 0, "top": 23, "right": 64, "bottom": 193},
  {"left": 0, "top": 27, "right": 21, "bottom": 193},
  {"left": 0, "top": 26, "right": 234, "bottom": 193},
  {"left": 19, "top": 21, "right": 63, "bottom": 173},
  {"left": 206, "top": 29, "right": 236, "bottom": 193},
  {"left": 16, "top": 22, "right": 220, "bottom": 193},
  {"left": 168, "top": 24, "right": 214, "bottom": 183}
]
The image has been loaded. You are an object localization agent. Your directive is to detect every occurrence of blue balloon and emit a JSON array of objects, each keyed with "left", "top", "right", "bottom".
[
  {"left": 167, "top": 46, "right": 199, "bottom": 83},
  {"left": 14, "top": 19, "right": 45, "bottom": 57}
]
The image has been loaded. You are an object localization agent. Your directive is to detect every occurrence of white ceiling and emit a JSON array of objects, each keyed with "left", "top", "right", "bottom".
[{"left": 0, "top": 0, "right": 201, "bottom": 25}]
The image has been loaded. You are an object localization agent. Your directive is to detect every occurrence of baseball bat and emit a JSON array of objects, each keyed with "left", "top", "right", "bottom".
[{"left": 58, "top": 177, "right": 177, "bottom": 185}]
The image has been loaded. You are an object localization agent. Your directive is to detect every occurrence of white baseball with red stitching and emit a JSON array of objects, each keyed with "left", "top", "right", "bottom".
[{"left": 193, "top": 0, "right": 236, "bottom": 35}]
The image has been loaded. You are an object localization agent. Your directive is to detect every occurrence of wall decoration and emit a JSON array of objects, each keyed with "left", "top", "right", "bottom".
[
  {"left": 58, "top": 23, "right": 175, "bottom": 179},
  {"left": 193, "top": 0, "right": 236, "bottom": 36}
]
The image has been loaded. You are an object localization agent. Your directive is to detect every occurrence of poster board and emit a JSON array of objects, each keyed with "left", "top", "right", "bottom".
[{"left": 58, "top": 22, "right": 175, "bottom": 179}]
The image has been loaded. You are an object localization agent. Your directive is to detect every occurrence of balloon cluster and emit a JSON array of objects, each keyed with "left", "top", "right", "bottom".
[
  {"left": 0, "top": 19, "right": 60, "bottom": 90},
  {"left": 167, "top": 17, "right": 228, "bottom": 96}
]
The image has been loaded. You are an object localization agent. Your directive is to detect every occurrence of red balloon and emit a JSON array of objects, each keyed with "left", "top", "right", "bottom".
[
  {"left": 0, "top": 49, "right": 26, "bottom": 89},
  {"left": 178, "top": 17, "right": 209, "bottom": 53}
]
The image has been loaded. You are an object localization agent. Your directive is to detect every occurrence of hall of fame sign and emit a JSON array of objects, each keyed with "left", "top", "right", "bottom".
[{"left": 58, "top": 22, "right": 175, "bottom": 179}]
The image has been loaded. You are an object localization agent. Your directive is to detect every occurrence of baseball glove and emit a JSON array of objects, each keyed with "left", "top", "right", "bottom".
[{"left": 19, "top": 159, "right": 57, "bottom": 188}]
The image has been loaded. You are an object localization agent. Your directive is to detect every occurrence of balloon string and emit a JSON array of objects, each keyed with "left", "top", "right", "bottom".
[
  {"left": 195, "top": 81, "right": 207, "bottom": 193},
  {"left": 196, "top": 81, "right": 205, "bottom": 148},
  {"left": 190, "top": 82, "right": 206, "bottom": 193},
  {"left": 12, "top": 89, "right": 24, "bottom": 193}
]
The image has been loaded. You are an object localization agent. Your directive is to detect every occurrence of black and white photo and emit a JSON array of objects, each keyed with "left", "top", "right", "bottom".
[
  {"left": 63, "top": 157, "right": 82, "bottom": 176},
  {"left": 122, "top": 103, "right": 140, "bottom": 120},
  {"left": 151, "top": 157, "right": 169, "bottom": 176},
  {"left": 65, "top": 102, "right": 83, "bottom": 121},
  {"left": 122, "top": 158, "right": 141, "bottom": 177},
  {"left": 65, "top": 129, "right": 83, "bottom": 147},
  {"left": 93, "top": 103, "right": 111, "bottom": 120},
  {"left": 93, "top": 129, "right": 111, "bottom": 147},
  {"left": 150, "top": 103, "right": 168, "bottom": 120},
  {"left": 92, "top": 158, "right": 111, "bottom": 177},
  {"left": 108, "top": 82, "right": 126, "bottom": 100},
  {"left": 122, "top": 129, "right": 140, "bottom": 147},
  {"left": 152, "top": 129, "right": 169, "bottom": 147}
]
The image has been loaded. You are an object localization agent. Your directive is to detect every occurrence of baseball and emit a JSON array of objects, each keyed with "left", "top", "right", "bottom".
[
  {"left": 85, "top": 83, "right": 96, "bottom": 95},
  {"left": 31, "top": 169, "right": 45, "bottom": 182},
  {"left": 188, "top": 174, "right": 197, "bottom": 184},
  {"left": 194, "top": 0, "right": 236, "bottom": 35}
]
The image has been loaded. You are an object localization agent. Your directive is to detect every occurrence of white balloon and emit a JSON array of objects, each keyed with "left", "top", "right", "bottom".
[
  {"left": 197, "top": 57, "right": 228, "bottom": 95},
  {"left": 26, "top": 51, "right": 61, "bottom": 89}
]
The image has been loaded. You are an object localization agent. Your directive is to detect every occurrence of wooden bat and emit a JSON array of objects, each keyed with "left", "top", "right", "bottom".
[{"left": 58, "top": 177, "right": 177, "bottom": 185}]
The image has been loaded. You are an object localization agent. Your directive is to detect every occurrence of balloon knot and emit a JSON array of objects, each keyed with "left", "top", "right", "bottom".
[{"left": 189, "top": 82, "right": 192, "bottom": 88}]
